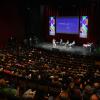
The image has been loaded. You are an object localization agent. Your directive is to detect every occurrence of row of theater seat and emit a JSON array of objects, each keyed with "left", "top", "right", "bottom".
[{"left": 0, "top": 47, "right": 100, "bottom": 100}]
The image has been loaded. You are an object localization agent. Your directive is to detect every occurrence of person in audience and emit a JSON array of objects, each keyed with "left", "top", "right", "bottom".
[
  {"left": 90, "top": 94, "right": 99, "bottom": 100},
  {"left": 0, "top": 45, "right": 100, "bottom": 100},
  {"left": 82, "top": 85, "right": 94, "bottom": 100}
]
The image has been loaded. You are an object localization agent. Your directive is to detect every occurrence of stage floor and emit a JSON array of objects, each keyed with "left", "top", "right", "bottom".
[{"left": 35, "top": 42, "right": 92, "bottom": 56}]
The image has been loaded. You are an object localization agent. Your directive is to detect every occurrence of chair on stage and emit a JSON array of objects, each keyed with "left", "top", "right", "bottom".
[
  {"left": 83, "top": 42, "right": 93, "bottom": 52},
  {"left": 68, "top": 41, "right": 75, "bottom": 48},
  {"left": 83, "top": 43, "right": 93, "bottom": 48}
]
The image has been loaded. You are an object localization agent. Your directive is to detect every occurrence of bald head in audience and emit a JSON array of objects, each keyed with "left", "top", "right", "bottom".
[{"left": 90, "top": 94, "right": 99, "bottom": 100}]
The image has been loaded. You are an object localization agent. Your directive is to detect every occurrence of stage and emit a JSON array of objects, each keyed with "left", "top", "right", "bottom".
[{"left": 35, "top": 42, "right": 93, "bottom": 56}]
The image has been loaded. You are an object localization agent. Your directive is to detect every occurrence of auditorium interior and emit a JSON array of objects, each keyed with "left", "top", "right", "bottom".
[{"left": 0, "top": 0, "right": 100, "bottom": 100}]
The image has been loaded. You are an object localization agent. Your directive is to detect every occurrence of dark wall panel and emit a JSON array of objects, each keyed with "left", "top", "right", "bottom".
[{"left": 0, "top": 0, "right": 24, "bottom": 48}]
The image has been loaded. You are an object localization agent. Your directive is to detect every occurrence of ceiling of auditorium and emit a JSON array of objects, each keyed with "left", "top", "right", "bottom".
[{"left": 39, "top": 0, "right": 99, "bottom": 7}]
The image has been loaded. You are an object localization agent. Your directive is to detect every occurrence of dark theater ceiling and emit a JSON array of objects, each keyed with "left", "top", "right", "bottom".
[{"left": 39, "top": 0, "right": 99, "bottom": 7}]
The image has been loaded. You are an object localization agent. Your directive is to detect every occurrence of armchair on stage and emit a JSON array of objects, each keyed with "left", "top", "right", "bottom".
[
  {"left": 83, "top": 42, "right": 93, "bottom": 48},
  {"left": 83, "top": 42, "right": 94, "bottom": 52}
]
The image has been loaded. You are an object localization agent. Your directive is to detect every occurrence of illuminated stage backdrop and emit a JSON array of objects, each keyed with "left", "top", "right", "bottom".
[
  {"left": 80, "top": 16, "right": 88, "bottom": 38},
  {"left": 49, "top": 16, "right": 55, "bottom": 36}
]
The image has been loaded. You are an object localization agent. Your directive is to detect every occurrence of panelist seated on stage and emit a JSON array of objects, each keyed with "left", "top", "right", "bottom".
[
  {"left": 68, "top": 41, "right": 75, "bottom": 47},
  {"left": 60, "top": 39, "right": 63, "bottom": 45},
  {"left": 65, "top": 40, "right": 69, "bottom": 46}
]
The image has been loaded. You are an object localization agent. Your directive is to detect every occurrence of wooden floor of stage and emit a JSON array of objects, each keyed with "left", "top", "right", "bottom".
[{"left": 35, "top": 42, "right": 93, "bottom": 56}]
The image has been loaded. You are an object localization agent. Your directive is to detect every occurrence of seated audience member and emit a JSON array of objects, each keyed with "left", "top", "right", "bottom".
[
  {"left": 0, "top": 78, "right": 8, "bottom": 87},
  {"left": 22, "top": 89, "right": 36, "bottom": 99},
  {"left": 70, "top": 87, "right": 82, "bottom": 100},
  {"left": 83, "top": 85, "right": 94, "bottom": 100},
  {"left": 59, "top": 88, "right": 70, "bottom": 100},
  {"left": 90, "top": 94, "right": 99, "bottom": 100}
]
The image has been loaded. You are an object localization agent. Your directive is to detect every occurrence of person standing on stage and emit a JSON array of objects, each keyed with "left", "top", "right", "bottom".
[{"left": 52, "top": 38, "right": 56, "bottom": 48}]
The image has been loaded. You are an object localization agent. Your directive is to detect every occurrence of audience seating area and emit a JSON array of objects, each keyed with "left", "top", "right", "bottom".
[{"left": 0, "top": 47, "right": 100, "bottom": 100}]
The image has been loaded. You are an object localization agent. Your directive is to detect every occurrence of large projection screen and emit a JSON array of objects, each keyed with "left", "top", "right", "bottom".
[{"left": 56, "top": 17, "right": 79, "bottom": 34}]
